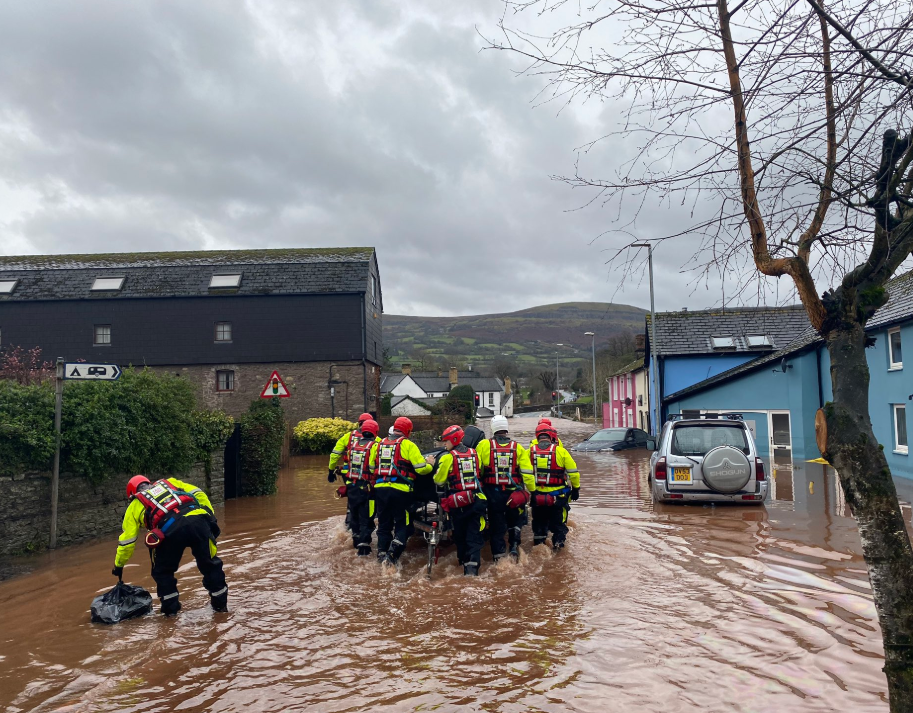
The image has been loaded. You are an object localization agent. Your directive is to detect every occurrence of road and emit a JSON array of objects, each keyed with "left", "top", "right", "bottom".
[{"left": 0, "top": 448, "right": 902, "bottom": 712}]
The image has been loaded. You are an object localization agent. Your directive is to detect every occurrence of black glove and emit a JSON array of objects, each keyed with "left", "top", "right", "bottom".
[
  {"left": 327, "top": 468, "right": 337, "bottom": 483},
  {"left": 571, "top": 488, "right": 580, "bottom": 502},
  {"left": 112, "top": 566, "right": 124, "bottom": 578}
]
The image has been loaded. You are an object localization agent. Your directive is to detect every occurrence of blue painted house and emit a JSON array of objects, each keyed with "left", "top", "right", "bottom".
[{"left": 665, "top": 270, "right": 913, "bottom": 479}]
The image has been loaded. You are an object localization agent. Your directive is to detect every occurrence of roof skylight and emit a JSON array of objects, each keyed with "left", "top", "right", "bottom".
[
  {"left": 91, "top": 277, "right": 125, "bottom": 291},
  {"left": 209, "top": 274, "right": 241, "bottom": 289},
  {"left": 745, "top": 335, "right": 772, "bottom": 347},
  {"left": 710, "top": 336, "right": 736, "bottom": 349},
  {"left": 0, "top": 279, "right": 18, "bottom": 294}
]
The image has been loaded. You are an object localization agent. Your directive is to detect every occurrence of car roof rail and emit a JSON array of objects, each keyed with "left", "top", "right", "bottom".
[
  {"left": 721, "top": 413, "right": 744, "bottom": 421},
  {"left": 667, "top": 413, "right": 685, "bottom": 421}
]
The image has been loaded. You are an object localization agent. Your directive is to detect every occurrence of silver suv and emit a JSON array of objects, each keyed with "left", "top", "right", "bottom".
[{"left": 649, "top": 414, "right": 768, "bottom": 504}]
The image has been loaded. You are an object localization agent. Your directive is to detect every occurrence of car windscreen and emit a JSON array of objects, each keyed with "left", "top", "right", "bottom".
[
  {"left": 670, "top": 424, "right": 749, "bottom": 456},
  {"left": 589, "top": 429, "right": 627, "bottom": 442}
]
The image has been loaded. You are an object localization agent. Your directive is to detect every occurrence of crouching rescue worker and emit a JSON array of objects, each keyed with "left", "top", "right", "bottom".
[
  {"left": 434, "top": 425, "right": 488, "bottom": 576},
  {"left": 476, "top": 415, "right": 534, "bottom": 562},
  {"left": 529, "top": 424, "right": 581, "bottom": 552},
  {"left": 373, "top": 417, "right": 433, "bottom": 566},
  {"left": 113, "top": 475, "right": 227, "bottom": 615},
  {"left": 342, "top": 418, "right": 381, "bottom": 556}
]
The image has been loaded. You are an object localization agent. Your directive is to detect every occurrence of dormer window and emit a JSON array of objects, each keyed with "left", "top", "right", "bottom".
[
  {"left": 209, "top": 274, "right": 241, "bottom": 289},
  {"left": 91, "top": 277, "right": 125, "bottom": 291},
  {"left": 711, "top": 336, "right": 735, "bottom": 349},
  {"left": 0, "top": 279, "right": 18, "bottom": 294},
  {"left": 745, "top": 335, "right": 772, "bottom": 348}
]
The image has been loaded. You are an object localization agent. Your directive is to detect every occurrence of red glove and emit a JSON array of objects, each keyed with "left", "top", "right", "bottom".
[
  {"left": 532, "top": 493, "right": 556, "bottom": 507},
  {"left": 440, "top": 494, "right": 456, "bottom": 512},
  {"left": 507, "top": 490, "right": 530, "bottom": 509},
  {"left": 335, "top": 485, "right": 348, "bottom": 498},
  {"left": 452, "top": 491, "right": 474, "bottom": 509}
]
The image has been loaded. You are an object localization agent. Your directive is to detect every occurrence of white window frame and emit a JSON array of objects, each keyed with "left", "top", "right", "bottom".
[
  {"left": 215, "top": 321, "right": 232, "bottom": 343},
  {"left": 711, "top": 336, "right": 735, "bottom": 349},
  {"left": 209, "top": 274, "right": 241, "bottom": 289},
  {"left": 0, "top": 279, "right": 18, "bottom": 294},
  {"left": 894, "top": 403, "right": 908, "bottom": 454},
  {"left": 91, "top": 277, "right": 125, "bottom": 291},
  {"left": 93, "top": 324, "right": 111, "bottom": 346},
  {"left": 888, "top": 327, "right": 903, "bottom": 370}
]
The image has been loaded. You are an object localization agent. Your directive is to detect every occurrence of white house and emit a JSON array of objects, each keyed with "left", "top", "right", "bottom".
[{"left": 380, "top": 365, "right": 515, "bottom": 417}]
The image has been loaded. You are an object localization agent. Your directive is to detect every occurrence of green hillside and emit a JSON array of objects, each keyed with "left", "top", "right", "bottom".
[{"left": 383, "top": 302, "right": 646, "bottom": 371}]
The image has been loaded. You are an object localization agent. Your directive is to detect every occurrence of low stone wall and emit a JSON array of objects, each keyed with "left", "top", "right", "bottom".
[{"left": 0, "top": 451, "right": 224, "bottom": 558}]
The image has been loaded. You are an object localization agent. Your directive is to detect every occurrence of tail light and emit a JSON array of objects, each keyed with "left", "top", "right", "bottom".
[
  {"left": 755, "top": 457, "right": 766, "bottom": 481},
  {"left": 654, "top": 456, "right": 667, "bottom": 480}
]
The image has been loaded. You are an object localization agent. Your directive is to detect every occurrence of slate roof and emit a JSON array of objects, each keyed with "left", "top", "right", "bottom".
[
  {"left": 610, "top": 357, "right": 646, "bottom": 378},
  {"left": 647, "top": 305, "right": 810, "bottom": 355},
  {"left": 380, "top": 374, "right": 407, "bottom": 392},
  {"left": 413, "top": 375, "right": 504, "bottom": 393},
  {"left": 0, "top": 247, "right": 375, "bottom": 302}
]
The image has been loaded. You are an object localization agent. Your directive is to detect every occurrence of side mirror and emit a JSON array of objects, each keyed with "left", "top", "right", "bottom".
[{"left": 646, "top": 439, "right": 657, "bottom": 451}]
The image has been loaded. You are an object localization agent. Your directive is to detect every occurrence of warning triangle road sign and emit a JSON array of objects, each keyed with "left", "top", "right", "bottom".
[{"left": 260, "top": 370, "right": 290, "bottom": 398}]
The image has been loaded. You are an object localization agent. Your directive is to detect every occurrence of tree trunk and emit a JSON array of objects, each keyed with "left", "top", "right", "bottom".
[{"left": 824, "top": 321, "right": 913, "bottom": 710}]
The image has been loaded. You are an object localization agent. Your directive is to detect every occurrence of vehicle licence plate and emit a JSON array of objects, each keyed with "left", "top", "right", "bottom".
[{"left": 672, "top": 467, "right": 692, "bottom": 483}]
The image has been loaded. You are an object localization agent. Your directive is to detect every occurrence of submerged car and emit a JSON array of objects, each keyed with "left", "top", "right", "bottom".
[
  {"left": 572, "top": 428, "right": 651, "bottom": 452},
  {"left": 649, "top": 414, "right": 768, "bottom": 504}
]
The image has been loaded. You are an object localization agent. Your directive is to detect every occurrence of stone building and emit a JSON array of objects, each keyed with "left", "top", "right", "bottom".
[{"left": 0, "top": 247, "right": 383, "bottom": 422}]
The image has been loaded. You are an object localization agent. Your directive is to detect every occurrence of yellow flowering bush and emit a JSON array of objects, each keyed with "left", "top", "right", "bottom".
[{"left": 293, "top": 417, "right": 358, "bottom": 454}]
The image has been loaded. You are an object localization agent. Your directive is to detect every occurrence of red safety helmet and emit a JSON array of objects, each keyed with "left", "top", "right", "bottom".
[
  {"left": 535, "top": 424, "right": 558, "bottom": 441},
  {"left": 393, "top": 416, "right": 414, "bottom": 437},
  {"left": 440, "top": 425, "right": 465, "bottom": 447},
  {"left": 537, "top": 418, "right": 553, "bottom": 426},
  {"left": 361, "top": 419, "right": 379, "bottom": 437},
  {"left": 358, "top": 412, "right": 372, "bottom": 424},
  {"left": 126, "top": 474, "right": 150, "bottom": 497}
]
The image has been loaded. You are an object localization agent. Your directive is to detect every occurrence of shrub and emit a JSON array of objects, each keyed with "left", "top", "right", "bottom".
[
  {"left": 293, "top": 417, "right": 358, "bottom": 454},
  {"left": 240, "top": 398, "right": 286, "bottom": 495},
  {"left": 434, "top": 384, "right": 475, "bottom": 424},
  {"left": 0, "top": 380, "right": 56, "bottom": 475},
  {"left": 190, "top": 410, "right": 235, "bottom": 473}
]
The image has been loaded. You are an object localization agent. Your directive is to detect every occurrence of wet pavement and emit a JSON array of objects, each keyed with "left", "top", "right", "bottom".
[{"left": 0, "top": 449, "right": 904, "bottom": 712}]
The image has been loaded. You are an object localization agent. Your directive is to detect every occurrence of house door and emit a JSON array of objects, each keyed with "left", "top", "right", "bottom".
[{"left": 769, "top": 411, "right": 792, "bottom": 468}]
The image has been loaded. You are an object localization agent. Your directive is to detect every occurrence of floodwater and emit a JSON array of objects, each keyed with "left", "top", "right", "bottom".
[{"left": 0, "top": 452, "right": 903, "bottom": 712}]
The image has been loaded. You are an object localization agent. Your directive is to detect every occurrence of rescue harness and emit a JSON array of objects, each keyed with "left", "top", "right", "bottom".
[
  {"left": 447, "top": 446, "right": 481, "bottom": 493},
  {"left": 375, "top": 436, "right": 415, "bottom": 486},
  {"left": 483, "top": 438, "right": 522, "bottom": 488},
  {"left": 530, "top": 443, "right": 568, "bottom": 487},
  {"left": 348, "top": 437, "right": 375, "bottom": 484},
  {"left": 134, "top": 479, "right": 201, "bottom": 548}
]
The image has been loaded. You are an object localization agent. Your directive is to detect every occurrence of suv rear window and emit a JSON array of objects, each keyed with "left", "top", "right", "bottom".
[{"left": 670, "top": 424, "right": 750, "bottom": 456}]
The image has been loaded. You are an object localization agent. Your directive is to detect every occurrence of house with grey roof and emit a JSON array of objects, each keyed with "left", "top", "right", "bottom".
[
  {"left": 381, "top": 364, "right": 514, "bottom": 416},
  {"left": 664, "top": 268, "right": 913, "bottom": 480},
  {"left": 0, "top": 247, "right": 383, "bottom": 424}
]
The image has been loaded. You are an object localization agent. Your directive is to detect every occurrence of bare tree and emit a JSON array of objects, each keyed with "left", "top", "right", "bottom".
[
  {"left": 492, "top": 358, "right": 516, "bottom": 381},
  {"left": 490, "top": 0, "right": 913, "bottom": 705},
  {"left": 538, "top": 370, "right": 557, "bottom": 391}
]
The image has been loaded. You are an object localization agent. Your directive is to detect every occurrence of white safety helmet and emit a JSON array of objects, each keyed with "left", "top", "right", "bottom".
[{"left": 490, "top": 415, "right": 509, "bottom": 434}]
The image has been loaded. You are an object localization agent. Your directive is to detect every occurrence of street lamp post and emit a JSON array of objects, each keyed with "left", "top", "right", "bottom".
[
  {"left": 631, "top": 243, "right": 659, "bottom": 435},
  {"left": 584, "top": 332, "right": 597, "bottom": 425}
]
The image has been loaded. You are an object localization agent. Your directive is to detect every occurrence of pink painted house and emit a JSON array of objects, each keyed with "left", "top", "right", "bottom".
[{"left": 603, "top": 357, "right": 651, "bottom": 432}]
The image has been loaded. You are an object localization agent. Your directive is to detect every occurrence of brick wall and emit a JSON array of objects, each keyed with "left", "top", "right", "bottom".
[{"left": 0, "top": 452, "right": 223, "bottom": 558}]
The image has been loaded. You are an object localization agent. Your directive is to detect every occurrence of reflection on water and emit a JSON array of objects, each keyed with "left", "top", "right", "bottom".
[{"left": 0, "top": 453, "right": 897, "bottom": 712}]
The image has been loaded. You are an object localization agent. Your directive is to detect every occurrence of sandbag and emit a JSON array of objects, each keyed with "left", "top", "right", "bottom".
[{"left": 91, "top": 581, "right": 153, "bottom": 624}]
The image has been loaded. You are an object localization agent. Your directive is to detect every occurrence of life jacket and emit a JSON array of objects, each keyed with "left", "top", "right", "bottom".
[
  {"left": 447, "top": 446, "right": 481, "bottom": 493},
  {"left": 375, "top": 436, "right": 414, "bottom": 485},
  {"left": 343, "top": 430, "right": 358, "bottom": 463},
  {"left": 348, "top": 437, "right": 375, "bottom": 483},
  {"left": 134, "top": 479, "right": 200, "bottom": 534},
  {"left": 530, "top": 442, "right": 567, "bottom": 487},
  {"left": 483, "top": 438, "right": 522, "bottom": 488}
]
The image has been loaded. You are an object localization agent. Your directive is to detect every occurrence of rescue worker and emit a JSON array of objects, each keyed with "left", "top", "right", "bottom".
[
  {"left": 529, "top": 423, "right": 581, "bottom": 551},
  {"left": 528, "top": 418, "right": 563, "bottom": 450},
  {"left": 113, "top": 475, "right": 227, "bottom": 615},
  {"left": 373, "top": 416, "right": 434, "bottom": 565},
  {"left": 328, "top": 412, "right": 374, "bottom": 484},
  {"left": 341, "top": 419, "right": 381, "bottom": 556},
  {"left": 476, "top": 415, "right": 535, "bottom": 562},
  {"left": 433, "top": 424, "right": 488, "bottom": 576}
]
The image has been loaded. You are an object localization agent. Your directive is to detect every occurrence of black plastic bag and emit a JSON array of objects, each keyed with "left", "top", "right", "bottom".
[{"left": 90, "top": 581, "right": 153, "bottom": 624}]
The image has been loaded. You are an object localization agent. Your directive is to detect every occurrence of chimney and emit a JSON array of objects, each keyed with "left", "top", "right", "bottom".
[
  {"left": 449, "top": 367, "right": 458, "bottom": 387},
  {"left": 504, "top": 376, "right": 512, "bottom": 395},
  {"left": 634, "top": 334, "right": 646, "bottom": 356},
  {"left": 401, "top": 363, "right": 412, "bottom": 375},
  {"left": 682, "top": 307, "right": 688, "bottom": 312}
]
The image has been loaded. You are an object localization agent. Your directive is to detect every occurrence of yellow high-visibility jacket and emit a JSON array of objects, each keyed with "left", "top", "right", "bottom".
[
  {"left": 115, "top": 478, "right": 214, "bottom": 567},
  {"left": 475, "top": 438, "right": 536, "bottom": 492},
  {"left": 373, "top": 438, "right": 433, "bottom": 492},
  {"left": 432, "top": 449, "right": 487, "bottom": 501},
  {"left": 329, "top": 430, "right": 357, "bottom": 471},
  {"left": 529, "top": 442, "right": 580, "bottom": 493},
  {"left": 527, "top": 437, "right": 564, "bottom": 451}
]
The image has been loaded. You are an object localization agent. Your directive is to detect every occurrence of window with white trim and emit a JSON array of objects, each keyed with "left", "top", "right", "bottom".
[
  {"left": 889, "top": 328, "right": 903, "bottom": 369},
  {"left": 215, "top": 322, "right": 232, "bottom": 343},
  {"left": 93, "top": 325, "right": 111, "bottom": 346},
  {"left": 894, "top": 404, "right": 908, "bottom": 453},
  {"left": 0, "top": 279, "right": 18, "bottom": 294},
  {"left": 91, "top": 277, "right": 124, "bottom": 291},
  {"left": 209, "top": 274, "right": 241, "bottom": 289},
  {"left": 488, "top": 392, "right": 494, "bottom": 406}
]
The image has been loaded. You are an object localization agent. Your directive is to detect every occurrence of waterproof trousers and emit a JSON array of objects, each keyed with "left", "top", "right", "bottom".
[
  {"left": 149, "top": 515, "right": 227, "bottom": 614},
  {"left": 374, "top": 487, "right": 411, "bottom": 562},
  {"left": 483, "top": 486, "right": 525, "bottom": 559},
  {"left": 451, "top": 496, "right": 487, "bottom": 569},
  {"left": 532, "top": 494, "right": 570, "bottom": 547},
  {"left": 347, "top": 483, "right": 375, "bottom": 550}
]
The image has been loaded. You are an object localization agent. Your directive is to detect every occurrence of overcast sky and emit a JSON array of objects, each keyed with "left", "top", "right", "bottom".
[{"left": 0, "top": 0, "right": 789, "bottom": 317}]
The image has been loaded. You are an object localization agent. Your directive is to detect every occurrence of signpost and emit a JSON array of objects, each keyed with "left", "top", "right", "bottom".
[
  {"left": 49, "top": 360, "right": 122, "bottom": 549},
  {"left": 260, "top": 370, "right": 290, "bottom": 398}
]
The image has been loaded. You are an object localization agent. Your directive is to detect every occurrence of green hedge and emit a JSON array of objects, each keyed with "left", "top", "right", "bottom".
[
  {"left": 0, "top": 369, "right": 234, "bottom": 481},
  {"left": 240, "top": 398, "right": 286, "bottom": 496}
]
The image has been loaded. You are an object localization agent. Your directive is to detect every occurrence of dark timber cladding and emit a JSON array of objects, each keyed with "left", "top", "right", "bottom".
[{"left": 0, "top": 247, "right": 383, "bottom": 419}]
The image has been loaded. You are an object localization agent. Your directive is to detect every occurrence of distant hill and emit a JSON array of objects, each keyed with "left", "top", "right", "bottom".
[{"left": 384, "top": 302, "right": 647, "bottom": 370}]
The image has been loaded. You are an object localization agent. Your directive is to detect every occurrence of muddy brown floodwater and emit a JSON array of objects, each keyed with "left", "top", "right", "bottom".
[{"left": 1, "top": 451, "right": 907, "bottom": 712}]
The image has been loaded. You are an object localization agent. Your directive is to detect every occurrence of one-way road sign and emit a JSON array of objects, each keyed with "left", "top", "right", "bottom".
[{"left": 64, "top": 363, "right": 122, "bottom": 381}]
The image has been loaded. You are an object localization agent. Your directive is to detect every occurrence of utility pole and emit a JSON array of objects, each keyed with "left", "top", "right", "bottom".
[
  {"left": 49, "top": 357, "right": 64, "bottom": 549},
  {"left": 632, "top": 243, "right": 659, "bottom": 435},
  {"left": 585, "top": 332, "right": 597, "bottom": 425}
]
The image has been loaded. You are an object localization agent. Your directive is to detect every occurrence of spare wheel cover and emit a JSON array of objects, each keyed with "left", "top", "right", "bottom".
[{"left": 701, "top": 446, "right": 751, "bottom": 493}]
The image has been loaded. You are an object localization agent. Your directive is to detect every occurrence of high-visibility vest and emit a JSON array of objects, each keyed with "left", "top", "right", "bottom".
[
  {"left": 530, "top": 443, "right": 567, "bottom": 487},
  {"left": 483, "top": 439, "right": 522, "bottom": 488},
  {"left": 447, "top": 446, "right": 481, "bottom": 493}
]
